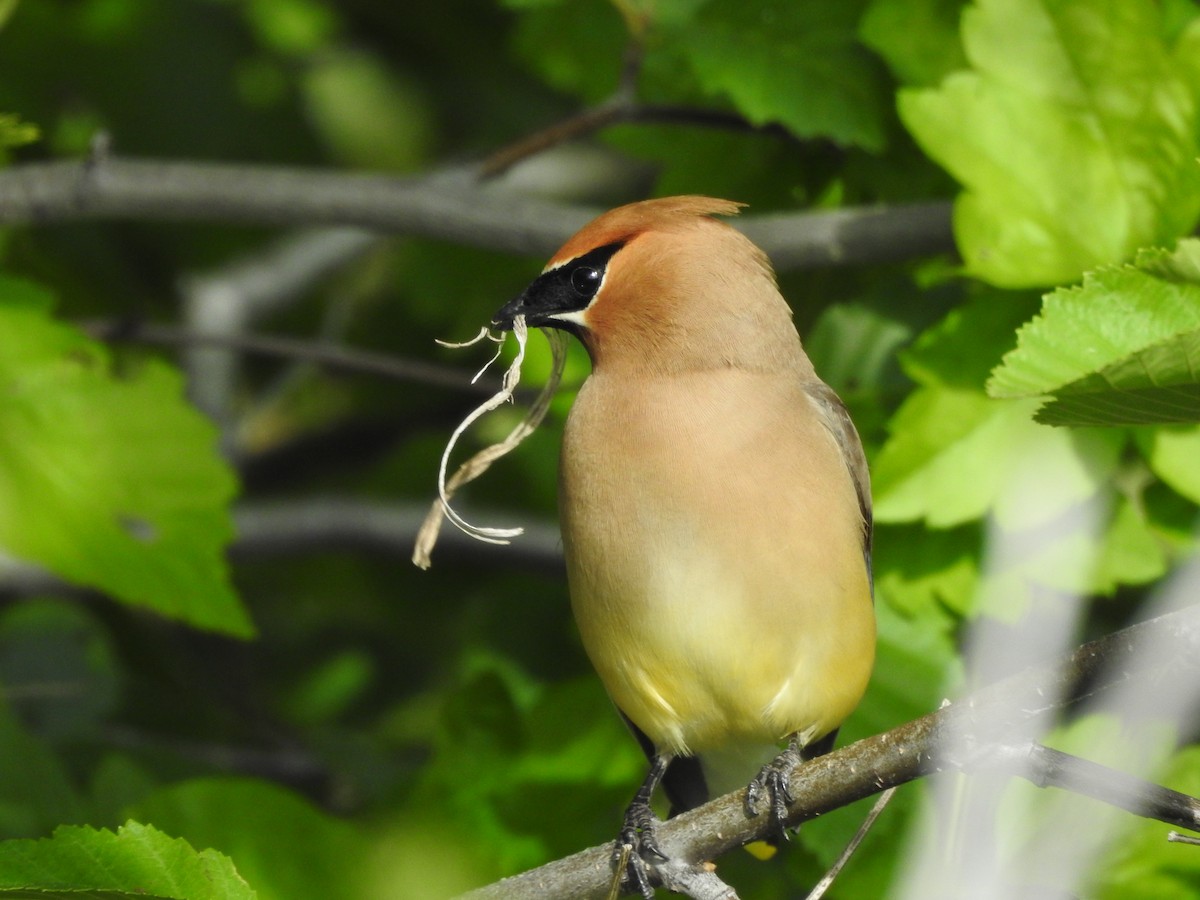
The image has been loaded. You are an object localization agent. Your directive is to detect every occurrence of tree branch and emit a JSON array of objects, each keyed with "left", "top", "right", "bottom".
[
  {"left": 230, "top": 498, "right": 565, "bottom": 574},
  {"left": 0, "top": 156, "right": 955, "bottom": 270},
  {"left": 83, "top": 320, "right": 504, "bottom": 397},
  {"left": 0, "top": 500, "right": 566, "bottom": 600},
  {"left": 176, "top": 226, "right": 380, "bottom": 424},
  {"left": 458, "top": 601, "right": 1200, "bottom": 900}
]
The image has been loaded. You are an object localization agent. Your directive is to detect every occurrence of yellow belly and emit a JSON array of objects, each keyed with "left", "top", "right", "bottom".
[
  {"left": 565, "top": 521, "right": 874, "bottom": 755},
  {"left": 560, "top": 372, "right": 875, "bottom": 756}
]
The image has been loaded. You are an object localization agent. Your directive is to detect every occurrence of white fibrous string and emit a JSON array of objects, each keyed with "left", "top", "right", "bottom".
[
  {"left": 435, "top": 327, "right": 506, "bottom": 384},
  {"left": 412, "top": 315, "right": 567, "bottom": 569}
]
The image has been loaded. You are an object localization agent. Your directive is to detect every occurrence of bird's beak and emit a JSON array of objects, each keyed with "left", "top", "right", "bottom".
[{"left": 490, "top": 290, "right": 530, "bottom": 332}]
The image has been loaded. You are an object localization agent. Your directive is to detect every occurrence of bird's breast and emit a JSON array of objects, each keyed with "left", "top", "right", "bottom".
[{"left": 559, "top": 370, "right": 875, "bottom": 756}]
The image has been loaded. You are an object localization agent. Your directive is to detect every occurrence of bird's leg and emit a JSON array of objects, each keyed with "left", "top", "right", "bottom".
[
  {"left": 745, "top": 733, "right": 805, "bottom": 839},
  {"left": 615, "top": 753, "right": 671, "bottom": 899}
]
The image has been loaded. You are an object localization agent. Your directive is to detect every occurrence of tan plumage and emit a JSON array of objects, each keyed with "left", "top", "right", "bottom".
[{"left": 494, "top": 196, "right": 875, "bottom": 887}]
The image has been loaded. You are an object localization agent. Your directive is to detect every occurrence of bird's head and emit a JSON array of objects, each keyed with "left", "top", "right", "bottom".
[{"left": 493, "top": 196, "right": 803, "bottom": 375}]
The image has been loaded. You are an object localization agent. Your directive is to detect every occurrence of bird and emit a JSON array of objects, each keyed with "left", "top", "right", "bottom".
[{"left": 491, "top": 196, "right": 875, "bottom": 896}]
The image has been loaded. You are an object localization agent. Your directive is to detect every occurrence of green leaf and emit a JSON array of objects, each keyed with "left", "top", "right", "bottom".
[
  {"left": 871, "top": 388, "right": 1014, "bottom": 526},
  {"left": 0, "top": 113, "right": 37, "bottom": 150},
  {"left": 675, "top": 0, "right": 888, "bottom": 150},
  {"left": 804, "top": 302, "right": 912, "bottom": 396},
  {"left": 0, "top": 821, "right": 255, "bottom": 899},
  {"left": 975, "top": 492, "right": 1165, "bottom": 621},
  {"left": 0, "top": 281, "right": 251, "bottom": 636},
  {"left": 899, "top": 0, "right": 1200, "bottom": 287},
  {"left": 282, "top": 648, "right": 373, "bottom": 725},
  {"left": 1139, "top": 423, "right": 1200, "bottom": 503},
  {"left": 873, "top": 389, "right": 1123, "bottom": 529},
  {"left": 1174, "top": 14, "right": 1200, "bottom": 98},
  {"left": 509, "top": 0, "right": 629, "bottom": 102},
  {"left": 128, "top": 779, "right": 362, "bottom": 900},
  {"left": 1091, "top": 496, "right": 1168, "bottom": 592},
  {"left": 989, "top": 241, "right": 1200, "bottom": 426},
  {"left": 1035, "top": 338, "right": 1200, "bottom": 426},
  {"left": 900, "top": 290, "right": 1039, "bottom": 389},
  {"left": 411, "top": 651, "right": 642, "bottom": 873},
  {"left": 859, "top": 0, "right": 969, "bottom": 86},
  {"left": 875, "top": 522, "right": 980, "bottom": 617}
]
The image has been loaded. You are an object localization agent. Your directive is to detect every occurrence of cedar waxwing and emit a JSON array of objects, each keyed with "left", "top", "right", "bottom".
[{"left": 493, "top": 196, "right": 875, "bottom": 895}]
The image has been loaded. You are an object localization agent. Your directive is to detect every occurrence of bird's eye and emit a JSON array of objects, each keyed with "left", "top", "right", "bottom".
[{"left": 570, "top": 266, "right": 602, "bottom": 297}]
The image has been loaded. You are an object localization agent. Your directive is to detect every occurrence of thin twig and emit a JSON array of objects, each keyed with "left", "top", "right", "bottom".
[
  {"left": 480, "top": 34, "right": 803, "bottom": 180},
  {"left": 82, "top": 319, "right": 503, "bottom": 396},
  {"left": 479, "top": 101, "right": 800, "bottom": 178},
  {"left": 480, "top": 103, "right": 628, "bottom": 178},
  {"left": 606, "top": 845, "right": 631, "bottom": 900},
  {"left": 99, "top": 724, "right": 326, "bottom": 785},
  {"left": 805, "top": 786, "right": 897, "bottom": 900}
]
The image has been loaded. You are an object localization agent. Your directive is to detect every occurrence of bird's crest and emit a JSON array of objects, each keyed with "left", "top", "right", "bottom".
[{"left": 547, "top": 196, "right": 744, "bottom": 269}]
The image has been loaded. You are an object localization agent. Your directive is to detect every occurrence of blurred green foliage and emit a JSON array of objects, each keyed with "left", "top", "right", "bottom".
[{"left": 0, "top": 0, "right": 1199, "bottom": 897}]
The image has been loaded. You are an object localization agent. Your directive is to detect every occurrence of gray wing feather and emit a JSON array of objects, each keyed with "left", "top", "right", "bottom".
[{"left": 803, "top": 381, "right": 873, "bottom": 563}]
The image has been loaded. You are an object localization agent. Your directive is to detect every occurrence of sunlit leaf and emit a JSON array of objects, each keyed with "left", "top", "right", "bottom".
[
  {"left": 989, "top": 241, "right": 1200, "bottom": 426},
  {"left": 875, "top": 386, "right": 1123, "bottom": 530},
  {"left": 900, "top": 0, "right": 1200, "bottom": 287},
  {"left": 0, "top": 821, "right": 254, "bottom": 899},
  {"left": 0, "top": 279, "right": 250, "bottom": 636}
]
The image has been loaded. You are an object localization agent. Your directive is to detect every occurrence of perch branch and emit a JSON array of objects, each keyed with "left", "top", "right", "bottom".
[{"left": 457, "top": 601, "right": 1200, "bottom": 899}]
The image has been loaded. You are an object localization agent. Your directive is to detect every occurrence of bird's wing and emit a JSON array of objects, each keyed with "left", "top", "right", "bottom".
[{"left": 803, "top": 381, "right": 873, "bottom": 562}]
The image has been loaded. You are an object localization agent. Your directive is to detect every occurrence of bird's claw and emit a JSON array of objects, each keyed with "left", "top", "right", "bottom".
[
  {"left": 614, "top": 800, "right": 667, "bottom": 898},
  {"left": 746, "top": 744, "right": 804, "bottom": 839}
]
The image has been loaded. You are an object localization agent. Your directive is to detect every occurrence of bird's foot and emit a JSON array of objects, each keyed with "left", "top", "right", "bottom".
[
  {"left": 613, "top": 798, "right": 667, "bottom": 899},
  {"left": 745, "top": 742, "right": 805, "bottom": 840}
]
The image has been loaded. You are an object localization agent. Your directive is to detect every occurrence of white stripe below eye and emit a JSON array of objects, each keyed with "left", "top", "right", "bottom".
[{"left": 547, "top": 308, "right": 590, "bottom": 328}]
